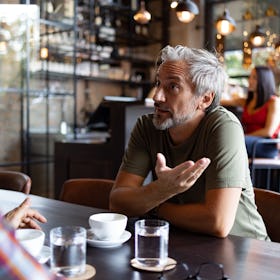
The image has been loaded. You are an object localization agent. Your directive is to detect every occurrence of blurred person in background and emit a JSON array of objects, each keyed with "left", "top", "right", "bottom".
[{"left": 222, "top": 66, "right": 280, "bottom": 158}]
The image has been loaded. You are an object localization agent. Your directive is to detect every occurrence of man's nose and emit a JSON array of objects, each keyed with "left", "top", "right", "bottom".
[{"left": 153, "top": 88, "right": 166, "bottom": 102}]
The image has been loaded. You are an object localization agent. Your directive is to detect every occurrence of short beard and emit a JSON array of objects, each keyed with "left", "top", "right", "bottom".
[{"left": 152, "top": 111, "right": 196, "bottom": 130}]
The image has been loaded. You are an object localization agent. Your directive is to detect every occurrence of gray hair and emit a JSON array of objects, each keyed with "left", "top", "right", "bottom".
[{"left": 157, "top": 45, "right": 228, "bottom": 112}]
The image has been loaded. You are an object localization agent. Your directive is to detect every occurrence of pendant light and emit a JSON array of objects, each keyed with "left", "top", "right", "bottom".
[
  {"left": 215, "top": 9, "right": 236, "bottom": 36},
  {"left": 176, "top": 0, "right": 199, "bottom": 23},
  {"left": 242, "top": 9, "right": 253, "bottom": 21},
  {"left": 170, "top": 1, "right": 178, "bottom": 9},
  {"left": 249, "top": 25, "right": 266, "bottom": 47},
  {"left": 40, "top": 47, "right": 49, "bottom": 59},
  {"left": 133, "top": 1, "right": 151, "bottom": 25}
]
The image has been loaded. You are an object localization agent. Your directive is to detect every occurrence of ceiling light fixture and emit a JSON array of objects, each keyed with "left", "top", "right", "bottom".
[
  {"left": 249, "top": 25, "right": 266, "bottom": 47},
  {"left": 40, "top": 47, "right": 49, "bottom": 59},
  {"left": 242, "top": 9, "right": 253, "bottom": 21},
  {"left": 176, "top": 0, "right": 199, "bottom": 23},
  {"left": 215, "top": 9, "right": 236, "bottom": 36},
  {"left": 265, "top": 5, "right": 278, "bottom": 17},
  {"left": 170, "top": 1, "right": 178, "bottom": 9},
  {"left": 133, "top": 1, "right": 151, "bottom": 25}
]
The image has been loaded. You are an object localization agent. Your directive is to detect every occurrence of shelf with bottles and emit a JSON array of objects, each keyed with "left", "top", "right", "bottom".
[
  {"left": 35, "top": 0, "right": 75, "bottom": 26},
  {"left": 78, "top": 0, "right": 163, "bottom": 45}
]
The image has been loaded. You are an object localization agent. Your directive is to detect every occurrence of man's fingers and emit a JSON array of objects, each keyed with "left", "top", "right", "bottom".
[
  {"left": 18, "top": 197, "right": 31, "bottom": 209},
  {"left": 156, "top": 153, "right": 167, "bottom": 172},
  {"left": 26, "top": 209, "right": 47, "bottom": 223},
  {"left": 186, "top": 158, "right": 211, "bottom": 182},
  {"left": 20, "top": 218, "right": 42, "bottom": 230}
]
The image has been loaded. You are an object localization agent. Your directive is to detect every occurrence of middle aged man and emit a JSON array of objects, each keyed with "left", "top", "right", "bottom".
[{"left": 109, "top": 45, "right": 269, "bottom": 240}]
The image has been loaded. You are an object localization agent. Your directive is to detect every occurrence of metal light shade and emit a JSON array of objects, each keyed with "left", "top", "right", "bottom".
[
  {"left": 249, "top": 25, "right": 266, "bottom": 47},
  {"left": 133, "top": 1, "right": 151, "bottom": 25},
  {"left": 176, "top": 0, "right": 199, "bottom": 23},
  {"left": 216, "top": 9, "right": 236, "bottom": 36}
]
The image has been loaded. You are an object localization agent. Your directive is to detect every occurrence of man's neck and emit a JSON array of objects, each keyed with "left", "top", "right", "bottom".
[{"left": 168, "top": 111, "right": 206, "bottom": 145}]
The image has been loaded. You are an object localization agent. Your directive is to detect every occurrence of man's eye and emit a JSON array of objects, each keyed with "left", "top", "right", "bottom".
[
  {"left": 170, "top": 84, "right": 179, "bottom": 90},
  {"left": 155, "top": 80, "right": 160, "bottom": 87}
]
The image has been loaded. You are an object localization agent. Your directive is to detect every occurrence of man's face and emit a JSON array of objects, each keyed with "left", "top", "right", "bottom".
[{"left": 152, "top": 60, "right": 199, "bottom": 130}]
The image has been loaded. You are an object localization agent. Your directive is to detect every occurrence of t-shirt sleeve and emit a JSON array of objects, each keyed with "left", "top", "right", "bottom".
[{"left": 205, "top": 118, "right": 250, "bottom": 190}]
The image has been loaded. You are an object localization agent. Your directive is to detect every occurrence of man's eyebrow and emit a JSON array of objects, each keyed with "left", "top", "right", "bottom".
[
  {"left": 155, "top": 74, "right": 182, "bottom": 82},
  {"left": 165, "top": 75, "right": 181, "bottom": 82}
]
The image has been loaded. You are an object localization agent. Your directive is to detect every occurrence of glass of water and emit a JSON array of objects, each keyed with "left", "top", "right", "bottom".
[
  {"left": 50, "top": 226, "right": 86, "bottom": 277},
  {"left": 135, "top": 219, "right": 169, "bottom": 267}
]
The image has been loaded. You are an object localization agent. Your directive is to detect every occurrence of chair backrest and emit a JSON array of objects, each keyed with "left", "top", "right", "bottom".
[
  {"left": 0, "top": 171, "right": 31, "bottom": 194},
  {"left": 254, "top": 188, "right": 280, "bottom": 242},
  {"left": 60, "top": 178, "right": 114, "bottom": 209}
]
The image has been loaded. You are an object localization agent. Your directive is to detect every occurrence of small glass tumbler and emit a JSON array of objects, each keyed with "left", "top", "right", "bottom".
[
  {"left": 50, "top": 226, "right": 86, "bottom": 277},
  {"left": 135, "top": 219, "right": 169, "bottom": 267}
]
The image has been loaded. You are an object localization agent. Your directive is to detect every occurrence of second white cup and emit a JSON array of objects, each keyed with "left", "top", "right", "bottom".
[{"left": 88, "top": 212, "right": 127, "bottom": 240}]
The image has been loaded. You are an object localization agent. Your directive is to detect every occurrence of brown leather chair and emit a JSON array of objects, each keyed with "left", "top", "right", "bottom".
[
  {"left": 254, "top": 188, "right": 280, "bottom": 243},
  {"left": 0, "top": 170, "right": 31, "bottom": 194},
  {"left": 60, "top": 178, "right": 114, "bottom": 209}
]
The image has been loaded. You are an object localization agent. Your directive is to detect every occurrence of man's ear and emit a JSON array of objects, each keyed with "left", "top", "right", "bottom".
[{"left": 199, "top": 92, "right": 215, "bottom": 110}]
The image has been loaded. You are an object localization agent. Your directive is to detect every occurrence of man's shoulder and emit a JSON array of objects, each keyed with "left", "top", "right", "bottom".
[
  {"left": 207, "top": 106, "right": 241, "bottom": 124},
  {"left": 136, "top": 113, "right": 155, "bottom": 128}
]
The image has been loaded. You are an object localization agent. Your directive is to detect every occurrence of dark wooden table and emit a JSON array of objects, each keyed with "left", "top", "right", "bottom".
[{"left": 1, "top": 189, "right": 280, "bottom": 280}]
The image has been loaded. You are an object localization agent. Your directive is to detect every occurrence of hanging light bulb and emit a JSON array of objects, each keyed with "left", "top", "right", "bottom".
[
  {"left": 170, "top": 1, "right": 178, "bottom": 9},
  {"left": 40, "top": 47, "right": 49, "bottom": 59},
  {"left": 176, "top": 0, "right": 199, "bottom": 23},
  {"left": 133, "top": 1, "right": 151, "bottom": 25},
  {"left": 249, "top": 25, "right": 266, "bottom": 47},
  {"left": 215, "top": 9, "right": 236, "bottom": 36}
]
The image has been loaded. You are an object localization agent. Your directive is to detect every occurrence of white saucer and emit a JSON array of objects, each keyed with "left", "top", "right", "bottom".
[
  {"left": 36, "top": 246, "right": 51, "bottom": 264},
  {"left": 87, "top": 229, "right": 131, "bottom": 248},
  {"left": 130, "top": 257, "right": 177, "bottom": 272}
]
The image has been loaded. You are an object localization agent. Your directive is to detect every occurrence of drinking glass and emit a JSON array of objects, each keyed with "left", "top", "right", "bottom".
[
  {"left": 50, "top": 226, "right": 86, "bottom": 277},
  {"left": 135, "top": 219, "right": 169, "bottom": 267}
]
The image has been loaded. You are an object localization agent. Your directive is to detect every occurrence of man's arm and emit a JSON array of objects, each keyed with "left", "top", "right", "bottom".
[
  {"left": 110, "top": 153, "right": 241, "bottom": 238},
  {"left": 110, "top": 154, "right": 210, "bottom": 215},
  {"left": 158, "top": 187, "right": 241, "bottom": 238}
]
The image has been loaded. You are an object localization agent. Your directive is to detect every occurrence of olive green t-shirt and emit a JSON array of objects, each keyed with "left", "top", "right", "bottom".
[{"left": 121, "top": 106, "right": 269, "bottom": 240}]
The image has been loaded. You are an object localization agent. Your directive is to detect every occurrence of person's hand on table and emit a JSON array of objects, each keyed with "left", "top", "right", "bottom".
[{"left": 4, "top": 197, "right": 47, "bottom": 229}]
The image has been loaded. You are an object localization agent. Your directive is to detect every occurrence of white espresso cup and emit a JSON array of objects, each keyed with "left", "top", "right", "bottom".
[
  {"left": 15, "top": 228, "right": 45, "bottom": 257},
  {"left": 88, "top": 212, "right": 127, "bottom": 240}
]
